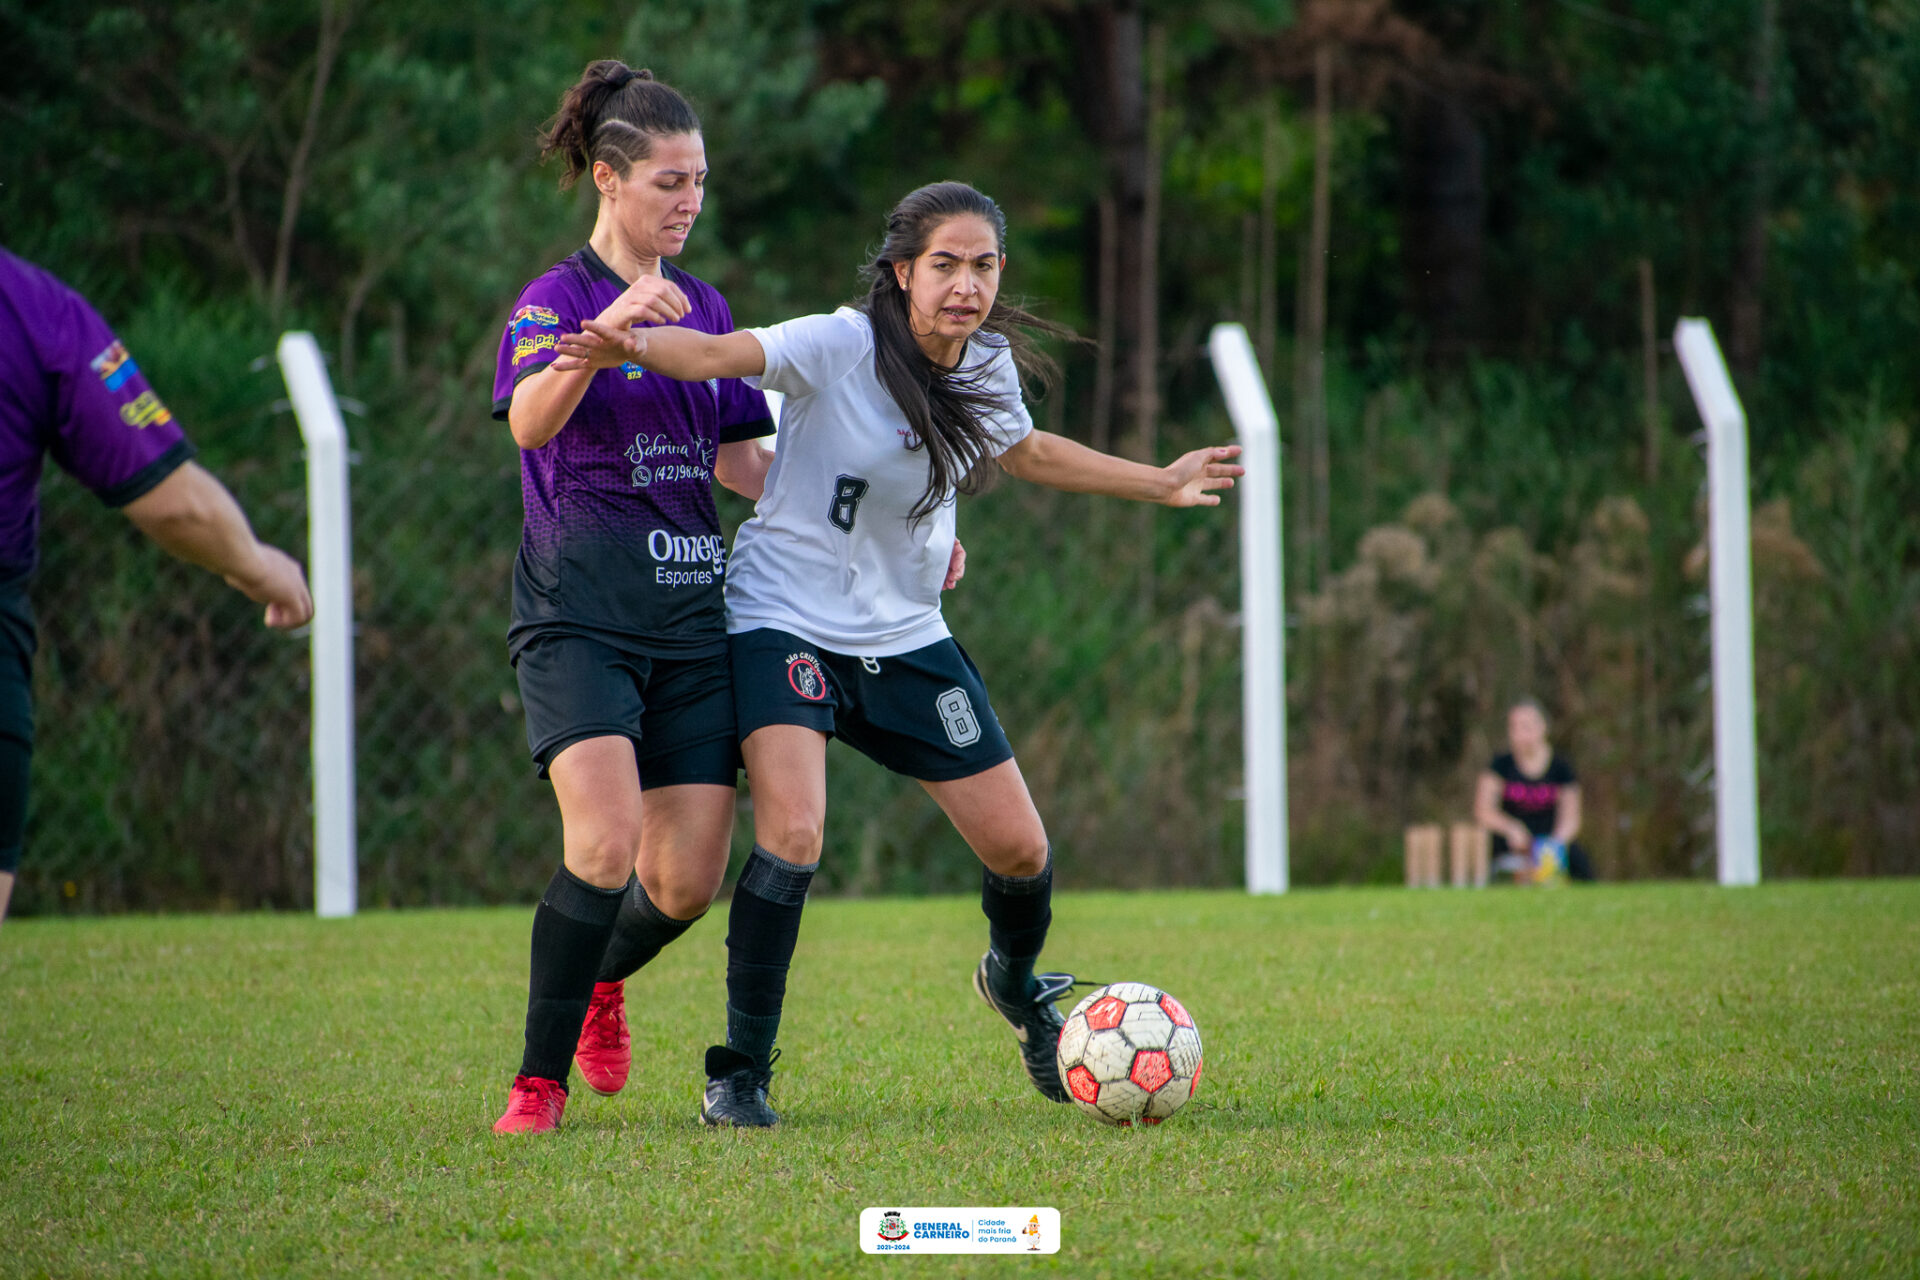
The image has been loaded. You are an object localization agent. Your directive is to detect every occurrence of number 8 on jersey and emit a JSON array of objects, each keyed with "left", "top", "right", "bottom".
[{"left": 829, "top": 474, "right": 869, "bottom": 533}]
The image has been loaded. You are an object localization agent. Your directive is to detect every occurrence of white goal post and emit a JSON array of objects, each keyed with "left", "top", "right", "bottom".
[
  {"left": 277, "top": 332, "right": 358, "bottom": 918},
  {"left": 1673, "top": 319, "right": 1762, "bottom": 887},
  {"left": 1204, "top": 318, "right": 1756, "bottom": 891},
  {"left": 1208, "top": 323, "right": 1289, "bottom": 894}
]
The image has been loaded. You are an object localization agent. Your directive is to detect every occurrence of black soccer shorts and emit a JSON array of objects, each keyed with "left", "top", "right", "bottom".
[
  {"left": 729, "top": 627, "right": 1014, "bottom": 783},
  {"left": 0, "top": 589, "right": 35, "bottom": 874},
  {"left": 512, "top": 632, "right": 739, "bottom": 787}
]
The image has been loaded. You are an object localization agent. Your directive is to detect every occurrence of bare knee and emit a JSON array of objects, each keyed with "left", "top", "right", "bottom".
[
  {"left": 981, "top": 836, "right": 1050, "bottom": 879},
  {"left": 564, "top": 824, "right": 643, "bottom": 889},
  {"left": 755, "top": 809, "right": 825, "bottom": 865},
  {"left": 640, "top": 872, "right": 718, "bottom": 919},
  {"left": 639, "top": 839, "right": 728, "bottom": 918}
]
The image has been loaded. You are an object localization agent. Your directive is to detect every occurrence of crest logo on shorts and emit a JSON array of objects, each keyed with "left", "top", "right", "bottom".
[{"left": 787, "top": 653, "right": 827, "bottom": 701}]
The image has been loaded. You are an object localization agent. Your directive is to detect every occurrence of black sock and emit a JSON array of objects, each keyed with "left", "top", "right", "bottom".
[
  {"left": 723, "top": 845, "right": 817, "bottom": 1065},
  {"left": 518, "top": 865, "right": 625, "bottom": 1084},
  {"left": 596, "top": 875, "right": 704, "bottom": 984},
  {"left": 982, "top": 851, "right": 1053, "bottom": 994}
]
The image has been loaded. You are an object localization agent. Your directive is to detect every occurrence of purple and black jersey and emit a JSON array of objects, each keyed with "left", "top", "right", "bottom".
[
  {"left": 492, "top": 247, "right": 773, "bottom": 658},
  {"left": 0, "top": 250, "right": 194, "bottom": 595}
]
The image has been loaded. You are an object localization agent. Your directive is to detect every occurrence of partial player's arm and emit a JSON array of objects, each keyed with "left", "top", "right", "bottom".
[
  {"left": 508, "top": 276, "right": 692, "bottom": 450},
  {"left": 553, "top": 319, "right": 766, "bottom": 383},
  {"left": 123, "top": 462, "right": 314, "bottom": 629},
  {"left": 507, "top": 364, "right": 597, "bottom": 450},
  {"left": 715, "top": 439, "right": 774, "bottom": 501},
  {"left": 945, "top": 539, "right": 966, "bottom": 590},
  {"left": 998, "top": 430, "right": 1243, "bottom": 507}
]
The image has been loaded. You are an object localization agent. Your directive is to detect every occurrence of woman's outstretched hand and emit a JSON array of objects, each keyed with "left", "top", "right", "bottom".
[
  {"left": 552, "top": 317, "right": 649, "bottom": 372},
  {"left": 1158, "top": 445, "right": 1245, "bottom": 507},
  {"left": 551, "top": 276, "right": 687, "bottom": 372}
]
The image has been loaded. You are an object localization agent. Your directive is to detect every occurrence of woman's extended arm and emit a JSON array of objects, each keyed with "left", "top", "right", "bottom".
[
  {"left": 997, "top": 430, "right": 1242, "bottom": 507},
  {"left": 124, "top": 462, "right": 314, "bottom": 629},
  {"left": 508, "top": 276, "right": 691, "bottom": 450},
  {"left": 552, "top": 318, "right": 766, "bottom": 383}
]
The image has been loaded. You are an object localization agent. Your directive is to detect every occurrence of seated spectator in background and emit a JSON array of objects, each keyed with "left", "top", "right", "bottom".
[{"left": 1473, "top": 699, "right": 1594, "bottom": 882}]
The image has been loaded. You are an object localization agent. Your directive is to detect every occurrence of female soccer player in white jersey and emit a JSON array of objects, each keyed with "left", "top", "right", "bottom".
[{"left": 552, "top": 180, "right": 1241, "bottom": 1126}]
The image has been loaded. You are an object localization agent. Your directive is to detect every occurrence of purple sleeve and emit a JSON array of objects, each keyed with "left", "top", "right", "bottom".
[
  {"left": 716, "top": 379, "right": 775, "bottom": 444},
  {"left": 47, "top": 289, "right": 193, "bottom": 506},
  {"left": 490, "top": 274, "right": 579, "bottom": 421}
]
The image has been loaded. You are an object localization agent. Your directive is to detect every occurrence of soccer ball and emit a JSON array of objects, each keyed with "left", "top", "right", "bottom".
[{"left": 1055, "top": 982, "right": 1203, "bottom": 1127}]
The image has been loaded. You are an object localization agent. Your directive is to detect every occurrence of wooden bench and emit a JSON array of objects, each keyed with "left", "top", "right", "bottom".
[{"left": 1404, "top": 823, "right": 1488, "bottom": 888}]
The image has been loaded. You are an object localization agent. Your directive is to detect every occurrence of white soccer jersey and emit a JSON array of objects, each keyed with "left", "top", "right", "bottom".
[{"left": 727, "top": 307, "right": 1034, "bottom": 656}]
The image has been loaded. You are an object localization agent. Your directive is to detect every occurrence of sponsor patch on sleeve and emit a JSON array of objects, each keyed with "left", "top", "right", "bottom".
[
  {"left": 118, "top": 389, "right": 173, "bottom": 429},
  {"left": 513, "top": 332, "right": 559, "bottom": 365},
  {"left": 90, "top": 340, "right": 140, "bottom": 392},
  {"left": 510, "top": 304, "right": 560, "bottom": 332},
  {"left": 509, "top": 305, "right": 563, "bottom": 366}
]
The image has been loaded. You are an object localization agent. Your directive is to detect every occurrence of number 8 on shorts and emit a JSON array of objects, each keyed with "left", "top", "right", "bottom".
[{"left": 935, "top": 686, "right": 981, "bottom": 747}]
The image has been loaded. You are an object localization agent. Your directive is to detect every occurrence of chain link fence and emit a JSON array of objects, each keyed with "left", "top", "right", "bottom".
[
  {"left": 16, "top": 345, "right": 1259, "bottom": 916},
  {"left": 24, "top": 332, "right": 1878, "bottom": 916},
  {"left": 19, "top": 351, "right": 573, "bottom": 915}
]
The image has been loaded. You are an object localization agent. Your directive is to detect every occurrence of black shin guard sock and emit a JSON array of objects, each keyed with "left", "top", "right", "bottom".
[
  {"left": 982, "top": 851, "right": 1054, "bottom": 993},
  {"left": 596, "top": 875, "right": 705, "bottom": 984},
  {"left": 724, "top": 1005, "right": 784, "bottom": 1067},
  {"left": 722, "top": 845, "right": 817, "bottom": 1064},
  {"left": 519, "top": 866, "right": 625, "bottom": 1084}
]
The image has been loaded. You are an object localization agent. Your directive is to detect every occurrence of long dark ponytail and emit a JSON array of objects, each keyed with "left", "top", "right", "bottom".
[
  {"left": 540, "top": 59, "right": 701, "bottom": 188},
  {"left": 858, "top": 182, "right": 1072, "bottom": 522}
]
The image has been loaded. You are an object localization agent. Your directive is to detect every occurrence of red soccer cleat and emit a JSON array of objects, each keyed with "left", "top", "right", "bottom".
[
  {"left": 492, "top": 1074, "right": 567, "bottom": 1134},
  {"left": 575, "top": 980, "right": 632, "bottom": 1096}
]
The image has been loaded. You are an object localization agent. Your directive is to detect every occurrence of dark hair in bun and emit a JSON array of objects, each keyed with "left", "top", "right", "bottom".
[{"left": 541, "top": 59, "right": 700, "bottom": 189}]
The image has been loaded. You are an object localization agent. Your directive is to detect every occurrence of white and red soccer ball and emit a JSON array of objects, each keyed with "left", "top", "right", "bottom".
[{"left": 1055, "top": 982, "right": 1202, "bottom": 1126}]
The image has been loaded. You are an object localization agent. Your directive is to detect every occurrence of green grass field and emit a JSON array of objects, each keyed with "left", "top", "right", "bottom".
[{"left": 3, "top": 882, "right": 1916, "bottom": 1278}]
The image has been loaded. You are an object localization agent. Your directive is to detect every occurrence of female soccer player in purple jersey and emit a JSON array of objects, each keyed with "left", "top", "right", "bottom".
[
  {"left": 553, "top": 181, "right": 1242, "bottom": 1126},
  {"left": 488, "top": 63, "right": 966, "bottom": 1134},
  {"left": 484, "top": 60, "right": 770, "bottom": 1134}
]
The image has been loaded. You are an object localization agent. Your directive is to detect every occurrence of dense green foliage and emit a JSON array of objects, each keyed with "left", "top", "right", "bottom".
[
  {"left": 3, "top": 883, "right": 1917, "bottom": 1275},
  {"left": 1, "top": 0, "right": 1914, "bottom": 909}
]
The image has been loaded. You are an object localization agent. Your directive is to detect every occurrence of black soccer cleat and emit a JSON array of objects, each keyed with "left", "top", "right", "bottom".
[
  {"left": 700, "top": 1045, "right": 781, "bottom": 1128},
  {"left": 973, "top": 951, "right": 1075, "bottom": 1103}
]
